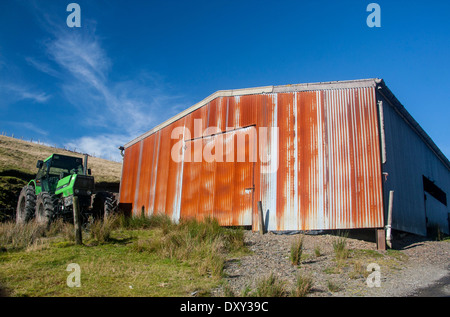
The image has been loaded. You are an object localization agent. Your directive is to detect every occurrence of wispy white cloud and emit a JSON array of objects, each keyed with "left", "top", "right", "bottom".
[
  {"left": 38, "top": 26, "right": 184, "bottom": 160},
  {"left": 1, "top": 83, "right": 51, "bottom": 104},
  {"left": 65, "top": 134, "right": 130, "bottom": 162},
  {"left": 25, "top": 56, "right": 60, "bottom": 78},
  {"left": 2, "top": 121, "right": 49, "bottom": 136}
]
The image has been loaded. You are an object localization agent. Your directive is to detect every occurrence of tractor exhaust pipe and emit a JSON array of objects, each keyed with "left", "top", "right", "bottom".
[
  {"left": 118, "top": 146, "right": 125, "bottom": 158},
  {"left": 84, "top": 154, "right": 88, "bottom": 175}
]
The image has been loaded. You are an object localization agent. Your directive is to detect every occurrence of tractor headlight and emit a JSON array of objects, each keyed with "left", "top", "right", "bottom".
[
  {"left": 64, "top": 195, "right": 73, "bottom": 207},
  {"left": 74, "top": 189, "right": 79, "bottom": 194},
  {"left": 87, "top": 190, "right": 92, "bottom": 195}
]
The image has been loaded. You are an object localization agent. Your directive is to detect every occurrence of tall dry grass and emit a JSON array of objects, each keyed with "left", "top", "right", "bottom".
[
  {"left": 333, "top": 232, "right": 350, "bottom": 261},
  {"left": 290, "top": 235, "right": 304, "bottom": 266},
  {"left": 0, "top": 219, "right": 74, "bottom": 251},
  {"left": 129, "top": 215, "right": 246, "bottom": 278}
]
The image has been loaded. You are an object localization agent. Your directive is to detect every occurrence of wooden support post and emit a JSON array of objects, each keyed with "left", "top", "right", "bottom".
[
  {"left": 376, "top": 229, "right": 386, "bottom": 251},
  {"left": 73, "top": 196, "right": 82, "bottom": 245},
  {"left": 257, "top": 201, "right": 265, "bottom": 235}
]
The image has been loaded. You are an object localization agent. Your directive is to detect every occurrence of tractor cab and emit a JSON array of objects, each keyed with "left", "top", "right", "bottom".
[{"left": 35, "top": 154, "right": 89, "bottom": 193}]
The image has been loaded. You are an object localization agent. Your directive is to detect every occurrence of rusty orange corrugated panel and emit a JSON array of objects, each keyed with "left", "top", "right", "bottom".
[
  {"left": 152, "top": 126, "right": 172, "bottom": 216},
  {"left": 119, "top": 141, "right": 141, "bottom": 208},
  {"left": 296, "top": 87, "right": 383, "bottom": 230},
  {"left": 134, "top": 133, "right": 156, "bottom": 215},
  {"left": 164, "top": 118, "right": 185, "bottom": 220},
  {"left": 119, "top": 83, "right": 384, "bottom": 231}
]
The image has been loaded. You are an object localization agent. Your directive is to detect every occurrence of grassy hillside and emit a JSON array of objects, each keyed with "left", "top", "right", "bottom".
[{"left": 0, "top": 135, "right": 122, "bottom": 218}]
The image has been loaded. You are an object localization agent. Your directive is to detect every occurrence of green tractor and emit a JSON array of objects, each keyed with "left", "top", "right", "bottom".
[{"left": 16, "top": 154, "right": 117, "bottom": 225}]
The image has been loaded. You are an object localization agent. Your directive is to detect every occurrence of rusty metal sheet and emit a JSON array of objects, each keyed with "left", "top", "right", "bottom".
[
  {"left": 120, "top": 83, "right": 384, "bottom": 231},
  {"left": 180, "top": 127, "right": 254, "bottom": 226},
  {"left": 134, "top": 134, "right": 156, "bottom": 215},
  {"left": 255, "top": 94, "right": 278, "bottom": 232},
  {"left": 184, "top": 105, "right": 208, "bottom": 141},
  {"left": 297, "top": 90, "right": 326, "bottom": 231},
  {"left": 207, "top": 97, "right": 227, "bottom": 134},
  {"left": 230, "top": 128, "right": 254, "bottom": 226},
  {"left": 164, "top": 118, "right": 185, "bottom": 221},
  {"left": 180, "top": 137, "right": 203, "bottom": 219},
  {"left": 119, "top": 141, "right": 141, "bottom": 206},
  {"left": 276, "top": 93, "right": 296, "bottom": 230},
  {"left": 152, "top": 126, "right": 171, "bottom": 216}
]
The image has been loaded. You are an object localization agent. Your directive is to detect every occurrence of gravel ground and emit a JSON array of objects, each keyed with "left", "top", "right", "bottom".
[{"left": 213, "top": 231, "right": 450, "bottom": 297}]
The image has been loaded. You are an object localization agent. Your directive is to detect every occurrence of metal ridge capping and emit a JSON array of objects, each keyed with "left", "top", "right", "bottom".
[{"left": 123, "top": 78, "right": 381, "bottom": 149}]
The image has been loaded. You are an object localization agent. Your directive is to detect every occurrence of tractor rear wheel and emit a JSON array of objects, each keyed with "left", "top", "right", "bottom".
[
  {"left": 104, "top": 195, "right": 118, "bottom": 218},
  {"left": 35, "top": 192, "right": 57, "bottom": 226},
  {"left": 92, "top": 192, "right": 118, "bottom": 219},
  {"left": 16, "top": 185, "right": 36, "bottom": 224}
]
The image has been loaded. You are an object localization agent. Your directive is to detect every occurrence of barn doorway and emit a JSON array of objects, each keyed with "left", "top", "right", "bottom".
[{"left": 179, "top": 126, "right": 255, "bottom": 226}]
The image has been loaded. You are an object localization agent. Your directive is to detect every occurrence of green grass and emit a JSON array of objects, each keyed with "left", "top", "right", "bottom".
[
  {"left": 0, "top": 215, "right": 248, "bottom": 297},
  {"left": 0, "top": 241, "right": 218, "bottom": 296}
]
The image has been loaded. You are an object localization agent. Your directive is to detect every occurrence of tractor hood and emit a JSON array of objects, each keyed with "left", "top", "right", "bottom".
[{"left": 55, "top": 174, "right": 95, "bottom": 197}]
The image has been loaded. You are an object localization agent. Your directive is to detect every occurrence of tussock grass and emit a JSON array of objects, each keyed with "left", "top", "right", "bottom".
[
  {"left": 129, "top": 216, "right": 245, "bottom": 278},
  {"left": 291, "top": 274, "right": 314, "bottom": 297},
  {"left": 0, "top": 219, "right": 74, "bottom": 251},
  {"left": 333, "top": 232, "right": 349, "bottom": 261},
  {"left": 254, "top": 273, "right": 286, "bottom": 297},
  {"left": 327, "top": 279, "right": 341, "bottom": 293},
  {"left": 314, "top": 245, "right": 322, "bottom": 257},
  {"left": 0, "top": 221, "right": 46, "bottom": 251},
  {"left": 89, "top": 216, "right": 118, "bottom": 244},
  {"left": 290, "top": 235, "right": 304, "bottom": 266},
  {"left": 118, "top": 213, "right": 173, "bottom": 230},
  {"left": 240, "top": 272, "right": 316, "bottom": 297}
]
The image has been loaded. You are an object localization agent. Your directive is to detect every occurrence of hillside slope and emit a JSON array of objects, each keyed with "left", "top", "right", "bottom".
[{"left": 0, "top": 135, "right": 122, "bottom": 218}]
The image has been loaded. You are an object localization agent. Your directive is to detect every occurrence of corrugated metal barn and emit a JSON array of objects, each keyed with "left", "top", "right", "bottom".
[{"left": 119, "top": 78, "right": 450, "bottom": 237}]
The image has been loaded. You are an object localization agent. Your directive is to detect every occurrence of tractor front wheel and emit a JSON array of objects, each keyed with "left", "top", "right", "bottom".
[
  {"left": 35, "top": 192, "right": 57, "bottom": 226},
  {"left": 16, "top": 185, "right": 36, "bottom": 224}
]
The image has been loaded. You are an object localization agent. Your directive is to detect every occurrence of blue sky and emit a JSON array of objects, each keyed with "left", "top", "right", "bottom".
[{"left": 0, "top": 0, "right": 449, "bottom": 161}]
